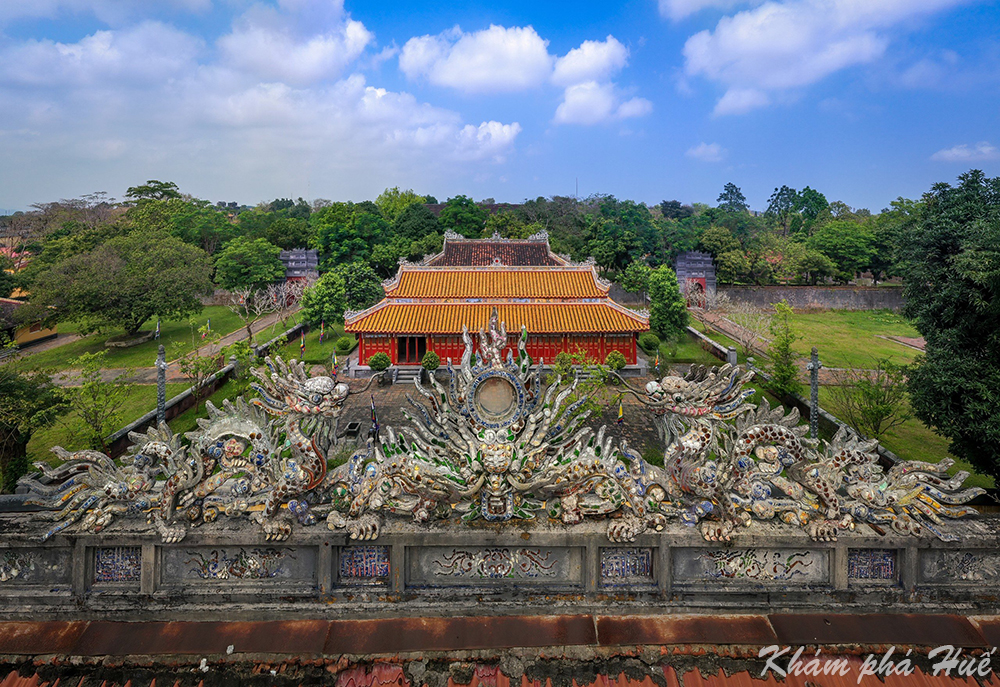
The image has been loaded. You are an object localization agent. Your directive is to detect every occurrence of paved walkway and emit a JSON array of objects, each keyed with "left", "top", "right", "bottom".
[{"left": 52, "top": 310, "right": 299, "bottom": 387}]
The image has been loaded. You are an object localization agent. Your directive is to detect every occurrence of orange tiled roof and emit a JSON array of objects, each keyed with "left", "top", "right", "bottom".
[
  {"left": 345, "top": 302, "right": 647, "bottom": 334},
  {"left": 385, "top": 268, "right": 607, "bottom": 299}
]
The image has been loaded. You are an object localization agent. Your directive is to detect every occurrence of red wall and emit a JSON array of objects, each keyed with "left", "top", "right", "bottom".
[{"left": 359, "top": 333, "right": 637, "bottom": 366}]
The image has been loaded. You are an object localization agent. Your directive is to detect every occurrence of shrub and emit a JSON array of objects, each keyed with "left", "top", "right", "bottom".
[
  {"left": 604, "top": 350, "right": 627, "bottom": 371},
  {"left": 335, "top": 335, "right": 355, "bottom": 354},
  {"left": 368, "top": 352, "right": 391, "bottom": 372},
  {"left": 765, "top": 300, "right": 802, "bottom": 398},
  {"left": 421, "top": 350, "right": 440, "bottom": 371},
  {"left": 638, "top": 332, "right": 660, "bottom": 354},
  {"left": 553, "top": 351, "right": 574, "bottom": 378}
]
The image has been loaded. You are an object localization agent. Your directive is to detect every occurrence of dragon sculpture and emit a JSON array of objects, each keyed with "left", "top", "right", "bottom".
[{"left": 19, "top": 309, "right": 983, "bottom": 544}]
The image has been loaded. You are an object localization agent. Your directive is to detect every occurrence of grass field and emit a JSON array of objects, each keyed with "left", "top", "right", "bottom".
[
  {"left": 787, "top": 310, "right": 921, "bottom": 368},
  {"left": 273, "top": 322, "right": 350, "bottom": 369},
  {"left": 23, "top": 306, "right": 246, "bottom": 371},
  {"left": 26, "top": 383, "right": 189, "bottom": 466}
]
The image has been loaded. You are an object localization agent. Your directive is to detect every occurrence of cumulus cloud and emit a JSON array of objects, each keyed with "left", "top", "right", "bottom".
[
  {"left": 553, "top": 82, "right": 652, "bottom": 125},
  {"left": 0, "top": 0, "right": 210, "bottom": 25},
  {"left": 399, "top": 25, "right": 553, "bottom": 93},
  {"left": 658, "top": 0, "right": 759, "bottom": 21},
  {"left": 552, "top": 36, "right": 628, "bottom": 86},
  {"left": 0, "top": 21, "right": 202, "bottom": 87},
  {"left": 686, "top": 142, "right": 727, "bottom": 161},
  {"left": 218, "top": 0, "right": 373, "bottom": 85},
  {"left": 930, "top": 141, "right": 999, "bottom": 162},
  {"left": 683, "top": 0, "right": 969, "bottom": 114},
  {"left": 0, "top": 15, "right": 522, "bottom": 206}
]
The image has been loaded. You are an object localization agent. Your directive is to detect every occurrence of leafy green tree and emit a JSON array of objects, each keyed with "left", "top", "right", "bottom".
[
  {"left": 485, "top": 211, "right": 543, "bottom": 238},
  {"left": 717, "top": 182, "right": 749, "bottom": 213},
  {"left": 620, "top": 260, "right": 651, "bottom": 295},
  {"left": 65, "top": 351, "right": 135, "bottom": 452},
  {"left": 792, "top": 249, "right": 836, "bottom": 285},
  {"left": 375, "top": 187, "right": 427, "bottom": 222},
  {"left": 827, "top": 358, "right": 911, "bottom": 441},
  {"left": 0, "top": 339, "right": 63, "bottom": 492},
  {"left": 589, "top": 216, "right": 642, "bottom": 273},
  {"left": 766, "top": 185, "right": 799, "bottom": 235},
  {"left": 698, "top": 226, "right": 741, "bottom": 257},
  {"left": 0, "top": 256, "right": 16, "bottom": 298},
  {"left": 647, "top": 265, "right": 688, "bottom": 342},
  {"left": 393, "top": 202, "right": 440, "bottom": 241},
  {"left": 896, "top": 170, "right": 1000, "bottom": 481},
  {"left": 214, "top": 236, "right": 284, "bottom": 291},
  {"left": 806, "top": 220, "right": 875, "bottom": 282},
  {"left": 301, "top": 261, "right": 383, "bottom": 325},
  {"left": 31, "top": 232, "right": 213, "bottom": 337},
  {"left": 796, "top": 186, "right": 829, "bottom": 227},
  {"left": 659, "top": 200, "right": 694, "bottom": 220},
  {"left": 764, "top": 301, "right": 801, "bottom": 398},
  {"left": 125, "top": 179, "right": 181, "bottom": 202},
  {"left": 438, "top": 195, "right": 488, "bottom": 238},
  {"left": 715, "top": 250, "right": 750, "bottom": 284},
  {"left": 175, "top": 323, "right": 222, "bottom": 412}
]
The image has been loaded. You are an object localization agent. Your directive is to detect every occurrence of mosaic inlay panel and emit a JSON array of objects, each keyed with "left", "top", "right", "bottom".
[
  {"left": 94, "top": 546, "right": 141, "bottom": 583},
  {"left": 673, "top": 548, "right": 828, "bottom": 584},
  {"left": 186, "top": 547, "right": 294, "bottom": 580},
  {"left": 920, "top": 550, "right": 1000, "bottom": 583},
  {"left": 339, "top": 545, "right": 390, "bottom": 585},
  {"left": 601, "top": 547, "right": 655, "bottom": 586},
  {"left": 848, "top": 549, "right": 897, "bottom": 581},
  {"left": 0, "top": 551, "right": 35, "bottom": 583},
  {"left": 161, "top": 546, "right": 316, "bottom": 585},
  {"left": 0, "top": 548, "right": 71, "bottom": 586},
  {"left": 408, "top": 546, "right": 583, "bottom": 587}
]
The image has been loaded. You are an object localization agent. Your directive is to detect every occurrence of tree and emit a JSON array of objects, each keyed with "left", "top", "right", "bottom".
[
  {"left": 300, "top": 262, "right": 382, "bottom": 325},
  {"left": 792, "top": 249, "right": 836, "bottom": 285},
  {"left": 175, "top": 323, "right": 222, "bottom": 412},
  {"left": 375, "top": 187, "right": 426, "bottom": 222},
  {"left": 65, "top": 351, "right": 134, "bottom": 452},
  {"left": 589, "top": 216, "right": 642, "bottom": 273},
  {"left": 764, "top": 300, "right": 801, "bottom": 398},
  {"left": 438, "top": 195, "right": 488, "bottom": 238},
  {"left": 223, "top": 286, "right": 277, "bottom": 344},
  {"left": 896, "top": 170, "right": 1000, "bottom": 481},
  {"left": 659, "top": 200, "right": 694, "bottom": 220},
  {"left": 765, "top": 185, "right": 799, "bottom": 235},
  {"left": 0, "top": 256, "right": 16, "bottom": 299},
  {"left": 827, "top": 359, "right": 911, "bottom": 441},
  {"left": 698, "top": 226, "right": 741, "bottom": 257},
  {"left": 620, "top": 260, "right": 651, "bottom": 296},
  {"left": 717, "top": 182, "right": 749, "bottom": 214},
  {"left": 722, "top": 301, "right": 772, "bottom": 358},
  {"left": 796, "top": 186, "right": 828, "bottom": 227},
  {"left": 0, "top": 339, "right": 63, "bottom": 492},
  {"left": 31, "top": 231, "right": 213, "bottom": 337},
  {"left": 213, "top": 236, "right": 284, "bottom": 291},
  {"left": 393, "top": 202, "right": 440, "bottom": 241},
  {"left": 311, "top": 203, "right": 388, "bottom": 268},
  {"left": 715, "top": 250, "right": 750, "bottom": 284},
  {"left": 647, "top": 265, "right": 688, "bottom": 342},
  {"left": 125, "top": 180, "right": 181, "bottom": 202},
  {"left": 806, "top": 220, "right": 875, "bottom": 283}
]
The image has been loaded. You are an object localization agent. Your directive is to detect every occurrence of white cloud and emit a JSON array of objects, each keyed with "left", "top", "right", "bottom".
[
  {"left": 399, "top": 25, "right": 553, "bottom": 93},
  {"left": 0, "top": 0, "right": 210, "bottom": 24},
  {"left": 554, "top": 82, "right": 652, "bottom": 125},
  {"left": 713, "top": 87, "right": 770, "bottom": 115},
  {"left": 930, "top": 141, "right": 999, "bottom": 162},
  {"left": 552, "top": 36, "right": 628, "bottom": 86},
  {"left": 683, "top": 0, "right": 969, "bottom": 114},
  {"left": 0, "top": 21, "right": 202, "bottom": 87},
  {"left": 218, "top": 0, "right": 373, "bottom": 85},
  {"left": 658, "top": 0, "right": 759, "bottom": 21},
  {"left": 686, "top": 141, "right": 727, "bottom": 161}
]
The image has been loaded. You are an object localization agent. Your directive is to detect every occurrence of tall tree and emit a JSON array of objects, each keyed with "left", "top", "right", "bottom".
[
  {"left": 375, "top": 187, "right": 426, "bottom": 222},
  {"left": 300, "top": 261, "right": 383, "bottom": 325},
  {"left": 647, "top": 265, "right": 688, "bottom": 342},
  {"left": 438, "top": 195, "right": 488, "bottom": 238},
  {"left": 806, "top": 220, "right": 875, "bottom": 283},
  {"left": 659, "top": 200, "right": 694, "bottom": 220},
  {"left": 897, "top": 170, "right": 1000, "bottom": 481},
  {"left": 765, "top": 185, "right": 798, "bottom": 235},
  {"left": 125, "top": 180, "right": 181, "bottom": 202},
  {"left": 213, "top": 236, "right": 284, "bottom": 291},
  {"left": 31, "top": 232, "right": 213, "bottom": 337},
  {"left": 717, "top": 182, "right": 749, "bottom": 214}
]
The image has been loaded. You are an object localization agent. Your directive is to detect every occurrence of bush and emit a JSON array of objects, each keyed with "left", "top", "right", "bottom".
[
  {"left": 421, "top": 350, "right": 440, "bottom": 371},
  {"left": 368, "top": 352, "right": 391, "bottom": 372},
  {"left": 553, "top": 351, "right": 574, "bottom": 378},
  {"left": 638, "top": 332, "right": 660, "bottom": 354},
  {"left": 604, "top": 350, "right": 626, "bottom": 371},
  {"left": 765, "top": 300, "right": 802, "bottom": 398},
  {"left": 335, "top": 336, "right": 356, "bottom": 354}
]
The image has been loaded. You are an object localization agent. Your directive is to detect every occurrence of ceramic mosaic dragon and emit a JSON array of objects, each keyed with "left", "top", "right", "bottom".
[{"left": 19, "top": 309, "right": 983, "bottom": 544}]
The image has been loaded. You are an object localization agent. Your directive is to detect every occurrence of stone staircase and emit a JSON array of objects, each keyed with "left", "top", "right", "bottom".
[{"left": 393, "top": 366, "right": 423, "bottom": 384}]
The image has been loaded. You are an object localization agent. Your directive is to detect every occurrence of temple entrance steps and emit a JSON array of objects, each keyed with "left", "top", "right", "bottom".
[{"left": 393, "top": 366, "right": 423, "bottom": 384}]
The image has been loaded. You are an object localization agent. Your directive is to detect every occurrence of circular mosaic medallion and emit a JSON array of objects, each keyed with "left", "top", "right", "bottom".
[{"left": 468, "top": 371, "right": 526, "bottom": 429}]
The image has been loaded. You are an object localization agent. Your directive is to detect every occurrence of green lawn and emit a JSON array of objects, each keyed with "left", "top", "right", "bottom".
[
  {"left": 23, "top": 306, "right": 247, "bottom": 372},
  {"left": 27, "top": 383, "right": 189, "bottom": 466},
  {"left": 787, "top": 310, "right": 921, "bottom": 368},
  {"left": 168, "top": 382, "right": 248, "bottom": 438}
]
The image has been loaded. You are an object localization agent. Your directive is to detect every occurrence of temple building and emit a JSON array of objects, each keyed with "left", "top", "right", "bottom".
[{"left": 346, "top": 231, "right": 648, "bottom": 367}]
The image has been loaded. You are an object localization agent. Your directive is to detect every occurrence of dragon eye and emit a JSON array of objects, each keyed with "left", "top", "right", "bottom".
[
  {"left": 673, "top": 394, "right": 683, "bottom": 402},
  {"left": 312, "top": 394, "right": 323, "bottom": 404}
]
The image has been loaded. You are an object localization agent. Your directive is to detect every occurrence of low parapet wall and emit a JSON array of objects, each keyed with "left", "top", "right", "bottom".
[
  {"left": 1, "top": 516, "right": 998, "bottom": 619},
  {"left": 721, "top": 285, "right": 905, "bottom": 311}
]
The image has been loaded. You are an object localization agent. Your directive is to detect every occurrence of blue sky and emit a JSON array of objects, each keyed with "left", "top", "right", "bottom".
[{"left": 0, "top": 0, "right": 997, "bottom": 213}]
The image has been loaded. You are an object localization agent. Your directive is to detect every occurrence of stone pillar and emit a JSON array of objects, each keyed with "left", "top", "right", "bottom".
[
  {"left": 155, "top": 344, "right": 167, "bottom": 426},
  {"left": 726, "top": 346, "right": 737, "bottom": 366},
  {"left": 806, "top": 346, "right": 822, "bottom": 440}
]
